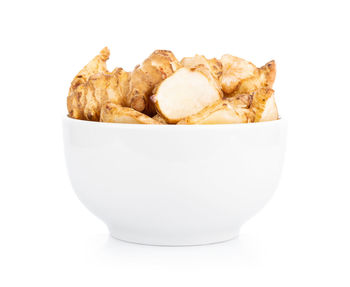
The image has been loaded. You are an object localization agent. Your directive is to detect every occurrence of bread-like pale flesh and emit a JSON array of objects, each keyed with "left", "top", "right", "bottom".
[
  {"left": 100, "top": 102, "right": 160, "bottom": 124},
  {"left": 154, "top": 67, "right": 222, "bottom": 123},
  {"left": 178, "top": 99, "right": 252, "bottom": 124}
]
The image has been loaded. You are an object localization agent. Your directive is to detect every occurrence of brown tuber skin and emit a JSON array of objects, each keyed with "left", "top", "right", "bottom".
[
  {"left": 181, "top": 55, "right": 223, "bottom": 80},
  {"left": 152, "top": 113, "right": 168, "bottom": 124},
  {"left": 67, "top": 47, "right": 130, "bottom": 121},
  {"left": 100, "top": 102, "right": 161, "bottom": 124},
  {"left": 234, "top": 60, "right": 276, "bottom": 96},
  {"left": 126, "top": 50, "right": 182, "bottom": 116},
  {"left": 67, "top": 47, "right": 110, "bottom": 120},
  {"left": 83, "top": 69, "right": 130, "bottom": 121},
  {"left": 220, "top": 55, "right": 258, "bottom": 95},
  {"left": 67, "top": 48, "right": 278, "bottom": 124},
  {"left": 249, "top": 87, "right": 277, "bottom": 122},
  {"left": 177, "top": 98, "right": 253, "bottom": 125}
]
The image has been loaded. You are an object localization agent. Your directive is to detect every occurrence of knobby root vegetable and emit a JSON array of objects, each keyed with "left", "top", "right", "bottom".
[
  {"left": 153, "top": 66, "right": 222, "bottom": 123},
  {"left": 126, "top": 50, "right": 182, "bottom": 116},
  {"left": 67, "top": 47, "right": 110, "bottom": 119},
  {"left": 83, "top": 69, "right": 129, "bottom": 121},
  {"left": 178, "top": 97, "right": 253, "bottom": 125},
  {"left": 152, "top": 114, "right": 168, "bottom": 124},
  {"left": 220, "top": 54, "right": 276, "bottom": 98},
  {"left": 181, "top": 55, "right": 222, "bottom": 79},
  {"left": 100, "top": 102, "right": 161, "bottom": 124},
  {"left": 67, "top": 48, "right": 279, "bottom": 124},
  {"left": 220, "top": 54, "right": 258, "bottom": 94},
  {"left": 67, "top": 47, "right": 130, "bottom": 121},
  {"left": 235, "top": 60, "right": 276, "bottom": 95},
  {"left": 250, "top": 88, "right": 278, "bottom": 122}
]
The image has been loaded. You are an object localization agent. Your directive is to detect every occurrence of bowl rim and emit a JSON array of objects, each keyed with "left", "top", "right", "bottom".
[{"left": 63, "top": 115, "right": 285, "bottom": 129}]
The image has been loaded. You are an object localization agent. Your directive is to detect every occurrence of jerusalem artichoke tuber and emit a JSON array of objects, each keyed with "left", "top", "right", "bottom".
[
  {"left": 177, "top": 99, "right": 252, "bottom": 125},
  {"left": 100, "top": 102, "right": 161, "bottom": 124},
  {"left": 153, "top": 66, "right": 222, "bottom": 123},
  {"left": 181, "top": 55, "right": 222, "bottom": 79},
  {"left": 126, "top": 50, "right": 181, "bottom": 116},
  {"left": 67, "top": 47, "right": 130, "bottom": 121}
]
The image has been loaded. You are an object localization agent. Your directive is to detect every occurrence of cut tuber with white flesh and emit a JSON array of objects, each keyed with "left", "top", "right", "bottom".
[
  {"left": 67, "top": 48, "right": 279, "bottom": 124},
  {"left": 177, "top": 89, "right": 278, "bottom": 124},
  {"left": 126, "top": 50, "right": 181, "bottom": 116},
  {"left": 100, "top": 102, "right": 161, "bottom": 124},
  {"left": 178, "top": 97, "right": 253, "bottom": 125},
  {"left": 153, "top": 67, "right": 222, "bottom": 123}
]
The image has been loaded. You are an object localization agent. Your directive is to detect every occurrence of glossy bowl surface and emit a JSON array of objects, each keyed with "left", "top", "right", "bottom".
[{"left": 63, "top": 117, "right": 287, "bottom": 246}]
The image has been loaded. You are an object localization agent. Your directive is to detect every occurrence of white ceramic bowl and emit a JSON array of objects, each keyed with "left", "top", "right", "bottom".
[{"left": 63, "top": 117, "right": 287, "bottom": 246}]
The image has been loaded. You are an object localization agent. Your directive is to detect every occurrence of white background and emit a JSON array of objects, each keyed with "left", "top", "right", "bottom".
[{"left": 0, "top": 0, "right": 349, "bottom": 286}]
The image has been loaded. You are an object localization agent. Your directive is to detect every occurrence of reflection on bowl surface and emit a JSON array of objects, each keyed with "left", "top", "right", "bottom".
[{"left": 63, "top": 117, "right": 287, "bottom": 246}]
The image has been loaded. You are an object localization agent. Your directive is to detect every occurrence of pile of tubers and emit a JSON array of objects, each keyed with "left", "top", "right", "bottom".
[{"left": 67, "top": 47, "right": 278, "bottom": 124}]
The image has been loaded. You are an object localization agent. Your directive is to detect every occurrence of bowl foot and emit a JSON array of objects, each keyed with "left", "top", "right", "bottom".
[{"left": 108, "top": 228, "right": 240, "bottom": 246}]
